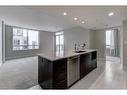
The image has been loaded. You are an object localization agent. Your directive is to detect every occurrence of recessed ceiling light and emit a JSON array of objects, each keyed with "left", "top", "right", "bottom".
[
  {"left": 108, "top": 12, "right": 114, "bottom": 16},
  {"left": 63, "top": 12, "right": 67, "bottom": 16},
  {"left": 74, "top": 17, "right": 78, "bottom": 20},
  {"left": 82, "top": 21, "right": 85, "bottom": 24}
]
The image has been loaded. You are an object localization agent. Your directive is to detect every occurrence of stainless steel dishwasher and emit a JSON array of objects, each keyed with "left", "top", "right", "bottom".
[{"left": 67, "top": 55, "right": 80, "bottom": 87}]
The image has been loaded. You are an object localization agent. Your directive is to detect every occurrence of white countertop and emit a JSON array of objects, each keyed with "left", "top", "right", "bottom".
[{"left": 38, "top": 49, "right": 97, "bottom": 61}]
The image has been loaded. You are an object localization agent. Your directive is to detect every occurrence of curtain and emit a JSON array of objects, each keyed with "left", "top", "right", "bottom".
[{"left": 110, "top": 29, "right": 119, "bottom": 57}]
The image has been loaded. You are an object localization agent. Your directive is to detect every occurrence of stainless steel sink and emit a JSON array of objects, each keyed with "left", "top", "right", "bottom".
[{"left": 74, "top": 50, "right": 86, "bottom": 53}]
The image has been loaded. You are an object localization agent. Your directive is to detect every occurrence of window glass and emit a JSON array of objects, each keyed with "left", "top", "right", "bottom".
[
  {"left": 28, "top": 30, "right": 39, "bottom": 49},
  {"left": 60, "top": 35, "right": 64, "bottom": 45},
  {"left": 56, "top": 35, "right": 59, "bottom": 45},
  {"left": 55, "top": 32, "right": 64, "bottom": 57},
  {"left": 106, "top": 30, "right": 111, "bottom": 48},
  {"left": 13, "top": 27, "right": 39, "bottom": 51}
]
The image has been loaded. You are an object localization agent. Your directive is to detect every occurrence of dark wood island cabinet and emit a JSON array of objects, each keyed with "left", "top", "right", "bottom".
[
  {"left": 38, "top": 50, "right": 97, "bottom": 89},
  {"left": 38, "top": 57, "right": 67, "bottom": 89}
]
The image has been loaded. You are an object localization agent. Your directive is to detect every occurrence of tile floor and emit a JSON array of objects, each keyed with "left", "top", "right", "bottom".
[{"left": 0, "top": 56, "right": 127, "bottom": 89}]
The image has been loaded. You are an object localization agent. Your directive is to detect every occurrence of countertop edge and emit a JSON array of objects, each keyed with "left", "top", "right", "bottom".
[{"left": 38, "top": 49, "right": 97, "bottom": 61}]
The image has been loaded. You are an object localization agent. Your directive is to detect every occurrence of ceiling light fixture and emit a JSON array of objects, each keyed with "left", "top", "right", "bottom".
[
  {"left": 82, "top": 21, "right": 85, "bottom": 24},
  {"left": 63, "top": 12, "right": 67, "bottom": 16},
  {"left": 108, "top": 12, "right": 114, "bottom": 16},
  {"left": 74, "top": 17, "right": 78, "bottom": 20}
]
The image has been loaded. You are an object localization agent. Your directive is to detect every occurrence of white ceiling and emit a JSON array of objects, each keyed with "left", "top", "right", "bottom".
[{"left": 27, "top": 6, "right": 127, "bottom": 31}]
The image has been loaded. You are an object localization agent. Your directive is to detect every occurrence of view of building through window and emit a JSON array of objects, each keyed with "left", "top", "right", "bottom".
[{"left": 13, "top": 27, "right": 39, "bottom": 50}]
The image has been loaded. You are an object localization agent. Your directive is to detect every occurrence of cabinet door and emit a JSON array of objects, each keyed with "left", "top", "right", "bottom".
[
  {"left": 87, "top": 53, "right": 93, "bottom": 73},
  {"left": 91, "top": 51, "right": 97, "bottom": 70},
  {"left": 91, "top": 59, "right": 97, "bottom": 69},
  {"left": 80, "top": 54, "right": 90, "bottom": 78},
  {"left": 53, "top": 58, "right": 67, "bottom": 89},
  {"left": 38, "top": 56, "right": 53, "bottom": 89},
  {"left": 91, "top": 51, "right": 97, "bottom": 60}
]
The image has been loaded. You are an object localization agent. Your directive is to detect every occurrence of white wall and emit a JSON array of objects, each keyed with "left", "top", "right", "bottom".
[
  {"left": 89, "top": 30, "right": 95, "bottom": 49},
  {"left": 39, "top": 31, "right": 54, "bottom": 54},
  {"left": 64, "top": 26, "right": 90, "bottom": 52},
  {"left": 91, "top": 29, "right": 106, "bottom": 60},
  {"left": 0, "top": 20, "right": 2, "bottom": 65},
  {"left": 122, "top": 20, "right": 127, "bottom": 71}
]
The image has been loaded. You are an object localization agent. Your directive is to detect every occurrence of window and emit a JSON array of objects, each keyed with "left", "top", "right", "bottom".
[
  {"left": 13, "top": 27, "right": 39, "bottom": 50},
  {"left": 106, "top": 29, "right": 115, "bottom": 49},
  {"left": 106, "top": 30, "right": 111, "bottom": 48},
  {"left": 28, "top": 30, "right": 39, "bottom": 49},
  {"left": 55, "top": 31, "right": 64, "bottom": 56}
]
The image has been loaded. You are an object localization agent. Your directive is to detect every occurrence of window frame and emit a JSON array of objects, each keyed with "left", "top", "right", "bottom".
[{"left": 12, "top": 26, "right": 40, "bottom": 51}]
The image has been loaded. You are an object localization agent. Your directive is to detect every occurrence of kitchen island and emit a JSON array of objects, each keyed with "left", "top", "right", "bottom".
[{"left": 38, "top": 49, "right": 97, "bottom": 89}]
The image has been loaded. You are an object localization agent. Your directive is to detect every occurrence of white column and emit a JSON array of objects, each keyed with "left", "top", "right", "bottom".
[
  {"left": 0, "top": 20, "right": 2, "bottom": 66},
  {"left": 122, "top": 20, "right": 127, "bottom": 71}
]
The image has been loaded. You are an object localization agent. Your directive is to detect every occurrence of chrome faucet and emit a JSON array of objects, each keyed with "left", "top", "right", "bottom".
[
  {"left": 74, "top": 44, "right": 77, "bottom": 51},
  {"left": 74, "top": 43, "right": 86, "bottom": 51}
]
